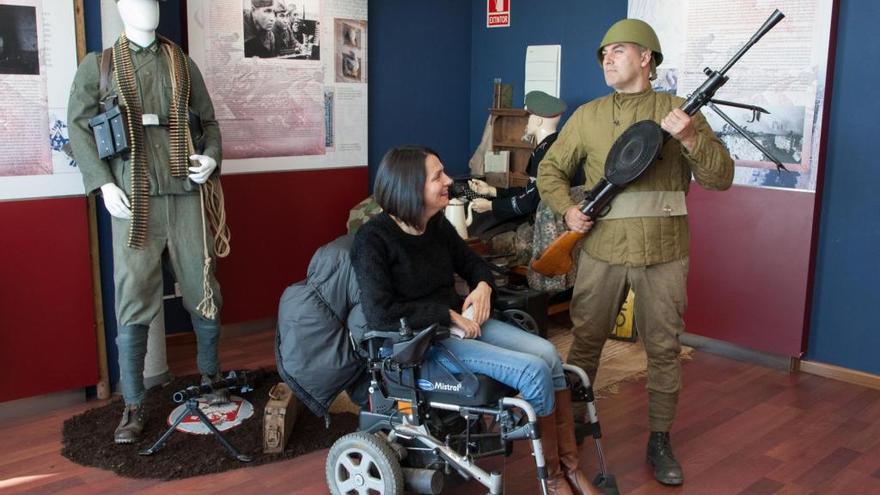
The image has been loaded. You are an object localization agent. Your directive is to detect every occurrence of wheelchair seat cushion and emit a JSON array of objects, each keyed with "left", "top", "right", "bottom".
[{"left": 418, "top": 373, "right": 516, "bottom": 406}]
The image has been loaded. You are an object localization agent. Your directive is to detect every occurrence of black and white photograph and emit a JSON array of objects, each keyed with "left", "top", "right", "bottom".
[
  {"left": 704, "top": 104, "right": 806, "bottom": 170},
  {"left": 334, "top": 19, "right": 367, "bottom": 83},
  {"left": 0, "top": 4, "right": 39, "bottom": 75},
  {"left": 342, "top": 22, "right": 360, "bottom": 48},
  {"left": 242, "top": 0, "right": 320, "bottom": 60},
  {"left": 651, "top": 68, "right": 677, "bottom": 95},
  {"left": 341, "top": 49, "right": 360, "bottom": 79}
]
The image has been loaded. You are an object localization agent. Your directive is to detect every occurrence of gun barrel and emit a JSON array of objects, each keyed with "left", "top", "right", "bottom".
[
  {"left": 171, "top": 370, "right": 252, "bottom": 403},
  {"left": 753, "top": 9, "right": 786, "bottom": 43},
  {"left": 720, "top": 10, "right": 785, "bottom": 75}
]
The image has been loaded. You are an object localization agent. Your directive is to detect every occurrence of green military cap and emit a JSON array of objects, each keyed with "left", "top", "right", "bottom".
[{"left": 524, "top": 90, "right": 566, "bottom": 118}]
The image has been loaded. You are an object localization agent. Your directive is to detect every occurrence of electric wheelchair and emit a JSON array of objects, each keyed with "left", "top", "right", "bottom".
[{"left": 324, "top": 318, "right": 616, "bottom": 495}]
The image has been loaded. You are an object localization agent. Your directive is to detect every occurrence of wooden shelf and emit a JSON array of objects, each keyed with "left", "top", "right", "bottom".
[
  {"left": 484, "top": 108, "right": 531, "bottom": 188},
  {"left": 489, "top": 108, "right": 529, "bottom": 117},
  {"left": 493, "top": 140, "right": 534, "bottom": 150}
]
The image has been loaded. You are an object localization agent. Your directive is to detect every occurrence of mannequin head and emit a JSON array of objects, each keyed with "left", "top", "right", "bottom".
[
  {"left": 115, "top": 0, "right": 160, "bottom": 47},
  {"left": 522, "top": 90, "right": 566, "bottom": 145},
  {"left": 116, "top": 0, "right": 160, "bottom": 33},
  {"left": 523, "top": 113, "right": 561, "bottom": 143}
]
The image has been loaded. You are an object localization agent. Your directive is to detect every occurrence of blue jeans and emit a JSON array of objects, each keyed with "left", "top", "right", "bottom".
[{"left": 427, "top": 318, "right": 566, "bottom": 416}]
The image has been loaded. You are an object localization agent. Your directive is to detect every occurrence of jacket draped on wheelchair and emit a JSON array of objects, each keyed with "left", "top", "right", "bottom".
[{"left": 276, "top": 236, "right": 613, "bottom": 494}]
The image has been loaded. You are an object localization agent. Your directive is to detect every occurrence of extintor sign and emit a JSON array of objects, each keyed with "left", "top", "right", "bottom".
[{"left": 487, "top": 0, "right": 510, "bottom": 28}]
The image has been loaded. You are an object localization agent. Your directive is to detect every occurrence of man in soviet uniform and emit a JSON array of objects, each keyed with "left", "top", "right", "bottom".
[
  {"left": 68, "top": 0, "right": 224, "bottom": 443},
  {"left": 537, "top": 19, "right": 734, "bottom": 486}
]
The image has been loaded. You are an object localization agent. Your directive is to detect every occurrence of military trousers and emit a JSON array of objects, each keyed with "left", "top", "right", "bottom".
[
  {"left": 110, "top": 193, "right": 223, "bottom": 403},
  {"left": 567, "top": 251, "right": 688, "bottom": 432}
]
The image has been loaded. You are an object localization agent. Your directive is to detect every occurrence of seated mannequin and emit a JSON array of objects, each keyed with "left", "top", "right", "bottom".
[{"left": 469, "top": 90, "right": 567, "bottom": 222}]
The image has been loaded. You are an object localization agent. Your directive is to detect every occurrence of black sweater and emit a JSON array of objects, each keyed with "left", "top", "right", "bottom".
[{"left": 351, "top": 212, "right": 495, "bottom": 331}]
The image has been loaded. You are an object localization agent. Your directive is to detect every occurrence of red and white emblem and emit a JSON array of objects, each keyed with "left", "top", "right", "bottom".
[
  {"left": 168, "top": 395, "right": 255, "bottom": 435},
  {"left": 487, "top": 0, "right": 510, "bottom": 28}
]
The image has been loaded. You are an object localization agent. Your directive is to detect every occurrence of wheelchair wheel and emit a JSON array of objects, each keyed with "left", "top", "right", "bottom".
[
  {"left": 501, "top": 308, "right": 540, "bottom": 335},
  {"left": 326, "top": 431, "right": 404, "bottom": 495}
]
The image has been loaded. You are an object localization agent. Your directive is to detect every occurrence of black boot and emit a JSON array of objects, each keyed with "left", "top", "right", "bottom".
[{"left": 646, "top": 431, "right": 683, "bottom": 485}]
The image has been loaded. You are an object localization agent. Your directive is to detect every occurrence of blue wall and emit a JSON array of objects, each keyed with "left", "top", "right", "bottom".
[
  {"left": 806, "top": 2, "right": 880, "bottom": 374},
  {"left": 368, "top": 1, "right": 473, "bottom": 186},
  {"left": 468, "top": 0, "right": 625, "bottom": 151}
]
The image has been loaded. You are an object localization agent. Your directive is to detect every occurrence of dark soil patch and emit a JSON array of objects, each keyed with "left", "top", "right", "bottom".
[{"left": 61, "top": 370, "right": 357, "bottom": 480}]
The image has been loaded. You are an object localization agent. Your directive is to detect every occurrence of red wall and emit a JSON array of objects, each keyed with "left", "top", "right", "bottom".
[
  {"left": 0, "top": 198, "right": 98, "bottom": 402},
  {"left": 216, "top": 167, "right": 369, "bottom": 324},
  {"left": 0, "top": 166, "right": 367, "bottom": 403},
  {"left": 686, "top": 185, "right": 816, "bottom": 356}
]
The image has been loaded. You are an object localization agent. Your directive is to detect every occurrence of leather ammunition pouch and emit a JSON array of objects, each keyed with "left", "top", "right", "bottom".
[
  {"left": 89, "top": 94, "right": 130, "bottom": 160},
  {"left": 88, "top": 46, "right": 204, "bottom": 160}
]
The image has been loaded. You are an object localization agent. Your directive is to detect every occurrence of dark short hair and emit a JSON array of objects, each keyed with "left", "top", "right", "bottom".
[{"left": 373, "top": 145, "right": 441, "bottom": 229}]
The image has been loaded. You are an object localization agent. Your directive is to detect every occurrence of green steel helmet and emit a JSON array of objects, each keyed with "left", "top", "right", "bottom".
[{"left": 596, "top": 18, "right": 663, "bottom": 67}]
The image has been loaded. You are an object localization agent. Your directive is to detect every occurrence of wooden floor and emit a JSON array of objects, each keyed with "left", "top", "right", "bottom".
[{"left": 3, "top": 329, "right": 880, "bottom": 495}]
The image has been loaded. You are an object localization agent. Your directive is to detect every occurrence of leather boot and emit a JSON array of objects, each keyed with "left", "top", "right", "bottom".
[
  {"left": 537, "top": 409, "right": 575, "bottom": 495},
  {"left": 114, "top": 403, "right": 146, "bottom": 444},
  {"left": 646, "top": 431, "right": 684, "bottom": 485},
  {"left": 554, "top": 390, "right": 601, "bottom": 495}
]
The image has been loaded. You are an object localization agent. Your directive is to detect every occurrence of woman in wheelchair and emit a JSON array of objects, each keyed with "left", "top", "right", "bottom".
[{"left": 350, "top": 145, "right": 600, "bottom": 495}]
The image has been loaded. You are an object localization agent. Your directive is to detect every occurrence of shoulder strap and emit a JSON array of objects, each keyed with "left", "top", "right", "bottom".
[{"left": 99, "top": 47, "right": 113, "bottom": 97}]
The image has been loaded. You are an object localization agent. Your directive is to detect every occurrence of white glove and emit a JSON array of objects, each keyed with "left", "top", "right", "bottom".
[
  {"left": 471, "top": 198, "right": 492, "bottom": 213},
  {"left": 100, "top": 183, "right": 132, "bottom": 219},
  {"left": 188, "top": 154, "right": 217, "bottom": 184},
  {"left": 468, "top": 178, "right": 497, "bottom": 197}
]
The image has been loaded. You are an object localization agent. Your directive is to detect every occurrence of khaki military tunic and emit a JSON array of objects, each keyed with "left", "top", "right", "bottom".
[{"left": 537, "top": 88, "right": 733, "bottom": 267}]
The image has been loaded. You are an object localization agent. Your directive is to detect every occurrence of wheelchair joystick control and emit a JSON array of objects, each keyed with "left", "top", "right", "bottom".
[{"left": 399, "top": 317, "right": 413, "bottom": 340}]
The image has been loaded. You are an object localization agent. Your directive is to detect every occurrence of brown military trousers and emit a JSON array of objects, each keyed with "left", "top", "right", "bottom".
[{"left": 567, "top": 251, "right": 688, "bottom": 432}]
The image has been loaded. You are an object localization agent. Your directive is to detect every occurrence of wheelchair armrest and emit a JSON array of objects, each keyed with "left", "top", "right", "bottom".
[
  {"left": 363, "top": 324, "right": 451, "bottom": 345},
  {"left": 362, "top": 323, "right": 451, "bottom": 364},
  {"left": 362, "top": 329, "right": 403, "bottom": 342},
  {"left": 391, "top": 323, "right": 438, "bottom": 365}
]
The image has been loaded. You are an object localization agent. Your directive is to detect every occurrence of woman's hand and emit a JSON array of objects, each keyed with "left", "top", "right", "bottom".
[
  {"left": 462, "top": 281, "right": 492, "bottom": 326},
  {"left": 450, "top": 309, "right": 481, "bottom": 339}
]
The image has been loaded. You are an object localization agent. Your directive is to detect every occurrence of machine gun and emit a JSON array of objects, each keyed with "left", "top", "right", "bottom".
[
  {"left": 139, "top": 370, "right": 255, "bottom": 462},
  {"left": 531, "top": 9, "right": 786, "bottom": 277}
]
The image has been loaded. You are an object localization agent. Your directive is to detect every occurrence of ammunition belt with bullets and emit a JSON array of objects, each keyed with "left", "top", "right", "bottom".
[{"left": 112, "top": 34, "right": 191, "bottom": 249}]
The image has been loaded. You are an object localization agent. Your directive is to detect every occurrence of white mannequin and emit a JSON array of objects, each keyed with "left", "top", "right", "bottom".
[
  {"left": 101, "top": 0, "right": 217, "bottom": 220},
  {"left": 469, "top": 112, "right": 561, "bottom": 213}
]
